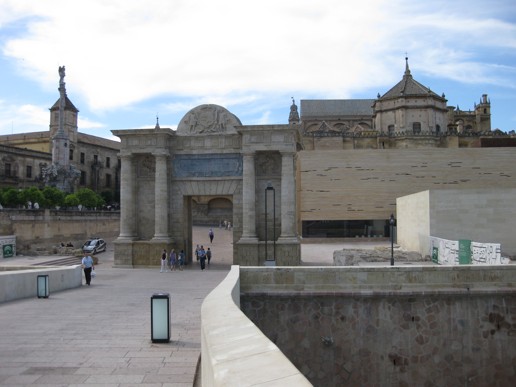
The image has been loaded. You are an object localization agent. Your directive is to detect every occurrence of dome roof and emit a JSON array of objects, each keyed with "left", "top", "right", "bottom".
[{"left": 379, "top": 58, "right": 444, "bottom": 101}]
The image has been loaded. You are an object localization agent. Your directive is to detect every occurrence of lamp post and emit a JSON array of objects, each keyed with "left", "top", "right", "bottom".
[
  {"left": 264, "top": 182, "right": 276, "bottom": 262},
  {"left": 390, "top": 214, "right": 395, "bottom": 266}
]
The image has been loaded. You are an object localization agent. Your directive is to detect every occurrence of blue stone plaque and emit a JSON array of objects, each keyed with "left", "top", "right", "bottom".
[{"left": 173, "top": 154, "right": 243, "bottom": 178}]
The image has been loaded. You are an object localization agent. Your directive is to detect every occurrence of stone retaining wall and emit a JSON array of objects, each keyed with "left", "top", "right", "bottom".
[
  {"left": 0, "top": 209, "right": 119, "bottom": 255},
  {"left": 239, "top": 266, "right": 516, "bottom": 387},
  {"left": 0, "top": 265, "right": 83, "bottom": 303}
]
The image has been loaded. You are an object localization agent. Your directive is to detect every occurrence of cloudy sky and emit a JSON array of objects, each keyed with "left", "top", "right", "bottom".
[{"left": 0, "top": 0, "right": 515, "bottom": 141}]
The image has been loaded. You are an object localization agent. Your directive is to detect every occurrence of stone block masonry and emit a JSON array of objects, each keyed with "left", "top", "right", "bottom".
[{"left": 240, "top": 265, "right": 516, "bottom": 386}]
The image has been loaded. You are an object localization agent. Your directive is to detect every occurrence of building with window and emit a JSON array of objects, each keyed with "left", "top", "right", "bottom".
[
  {"left": 0, "top": 70, "right": 121, "bottom": 201},
  {"left": 297, "top": 59, "right": 516, "bottom": 241}
]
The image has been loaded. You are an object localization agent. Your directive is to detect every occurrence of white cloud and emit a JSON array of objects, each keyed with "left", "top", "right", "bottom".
[
  {"left": 78, "top": 117, "right": 106, "bottom": 130},
  {"left": 0, "top": 101, "right": 48, "bottom": 134},
  {"left": 0, "top": 0, "right": 515, "bottom": 125}
]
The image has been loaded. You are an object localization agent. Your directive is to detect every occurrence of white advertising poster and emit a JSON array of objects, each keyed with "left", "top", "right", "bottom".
[{"left": 430, "top": 237, "right": 503, "bottom": 265}]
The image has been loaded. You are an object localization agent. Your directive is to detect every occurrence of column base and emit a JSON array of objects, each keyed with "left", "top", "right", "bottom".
[
  {"left": 238, "top": 236, "right": 259, "bottom": 243},
  {"left": 151, "top": 236, "right": 172, "bottom": 244},
  {"left": 278, "top": 236, "right": 299, "bottom": 243}
]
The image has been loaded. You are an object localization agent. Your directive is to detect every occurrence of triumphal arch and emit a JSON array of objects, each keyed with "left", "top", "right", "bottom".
[{"left": 112, "top": 104, "right": 302, "bottom": 267}]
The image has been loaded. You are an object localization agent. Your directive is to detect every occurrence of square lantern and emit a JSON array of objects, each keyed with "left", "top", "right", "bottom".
[
  {"left": 37, "top": 275, "right": 49, "bottom": 298},
  {"left": 151, "top": 293, "right": 170, "bottom": 343}
]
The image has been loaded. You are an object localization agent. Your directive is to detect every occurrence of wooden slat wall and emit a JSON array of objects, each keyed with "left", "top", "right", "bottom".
[{"left": 298, "top": 148, "right": 516, "bottom": 221}]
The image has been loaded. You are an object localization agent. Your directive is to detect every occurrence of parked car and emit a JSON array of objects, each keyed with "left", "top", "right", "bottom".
[{"left": 82, "top": 238, "right": 107, "bottom": 254}]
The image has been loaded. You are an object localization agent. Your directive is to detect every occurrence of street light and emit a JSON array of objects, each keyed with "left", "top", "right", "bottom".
[
  {"left": 390, "top": 214, "right": 395, "bottom": 266},
  {"left": 264, "top": 182, "right": 276, "bottom": 262}
]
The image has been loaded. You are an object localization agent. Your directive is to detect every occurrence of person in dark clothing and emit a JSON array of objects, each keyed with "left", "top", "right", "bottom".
[
  {"left": 206, "top": 247, "right": 212, "bottom": 265},
  {"left": 199, "top": 246, "right": 206, "bottom": 270}
]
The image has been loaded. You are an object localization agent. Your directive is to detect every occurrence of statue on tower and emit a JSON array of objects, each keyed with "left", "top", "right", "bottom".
[
  {"left": 41, "top": 65, "right": 79, "bottom": 193},
  {"left": 59, "top": 66, "right": 65, "bottom": 84}
]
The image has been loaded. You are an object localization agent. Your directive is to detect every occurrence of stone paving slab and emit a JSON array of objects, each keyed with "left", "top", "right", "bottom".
[
  {"left": 0, "top": 226, "right": 398, "bottom": 386},
  {"left": 0, "top": 264, "right": 229, "bottom": 386}
]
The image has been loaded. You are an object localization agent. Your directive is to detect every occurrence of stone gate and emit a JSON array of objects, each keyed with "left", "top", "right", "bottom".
[{"left": 112, "top": 104, "right": 301, "bottom": 267}]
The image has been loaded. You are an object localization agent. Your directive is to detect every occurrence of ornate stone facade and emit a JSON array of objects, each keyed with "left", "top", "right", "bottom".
[
  {"left": 300, "top": 58, "right": 494, "bottom": 151},
  {"left": 113, "top": 104, "right": 302, "bottom": 267}
]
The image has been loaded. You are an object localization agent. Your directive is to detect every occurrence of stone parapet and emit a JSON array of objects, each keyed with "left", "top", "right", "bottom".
[
  {"left": 201, "top": 266, "right": 311, "bottom": 386},
  {"left": 0, "top": 265, "right": 82, "bottom": 303},
  {"left": 239, "top": 265, "right": 515, "bottom": 296}
]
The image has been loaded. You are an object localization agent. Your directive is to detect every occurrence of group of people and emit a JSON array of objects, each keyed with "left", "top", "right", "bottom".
[
  {"left": 195, "top": 244, "right": 212, "bottom": 270},
  {"left": 159, "top": 228, "right": 217, "bottom": 272},
  {"left": 160, "top": 248, "right": 186, "bottom": 272}
]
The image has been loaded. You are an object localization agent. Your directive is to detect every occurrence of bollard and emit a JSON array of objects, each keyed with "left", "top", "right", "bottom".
[
  {"left": 37, "top": 275, "right": 49, "bottom": 298},
  {"left": 151, "top": 293, "right": 170, "bottom": 343}
]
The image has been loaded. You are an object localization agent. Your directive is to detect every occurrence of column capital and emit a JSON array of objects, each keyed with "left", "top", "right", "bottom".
[
  {"left": 152, "top": 150, "right": 170, "bottom": 158},
  {"left": 119, "top": 152, "right": 134, "bottom": 159}
]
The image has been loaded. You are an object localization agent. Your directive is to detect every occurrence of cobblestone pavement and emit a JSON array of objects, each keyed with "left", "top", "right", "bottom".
[{"left": 0, "top": 227, "right": 391, "bottom": 386}]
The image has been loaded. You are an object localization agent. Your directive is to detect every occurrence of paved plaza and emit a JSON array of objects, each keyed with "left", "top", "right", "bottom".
[{"left": 0, "top": 227, "right": 390, "bottom": 386}]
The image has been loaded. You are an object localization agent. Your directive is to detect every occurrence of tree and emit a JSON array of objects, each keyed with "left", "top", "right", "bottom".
[
  {"left": 76, "top": 188, "right": 105, "bottom": 209},
  {"left": 100, "top": 190, "right": 113, "bottom": 205},
  {"left": 42, "top": 186, "right": 66, "bottom": 208},
  {"left": 64, "top": 194, "right": 80, "bottom": 208},
  {"left": 20, "top": 187, "right": 45, "bottom": 208},
  {"left": 1, "top": 188, "right": 24, "bottom": 208}
]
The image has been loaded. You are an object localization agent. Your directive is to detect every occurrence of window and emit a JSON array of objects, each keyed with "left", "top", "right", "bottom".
[
  {"left": 388, "top": 125, "right": 395, "bottom": 135},
  {"left": 80, "top": 152, "right": 85, "bottom": 164},
  {"left": 436, "top": 125, "right": 441, "bottom": 135},
  {"left": 80, "top": 171, "right": 86, "bottom": 185},
  {"left": 106, "top": 173, "right": 112, "bottom": 187},
  {"left": 5, "top": 163, "right": 11, "bottom": 177},
  {"left": 412, "top": 122, "right": 421, "bottom": 134},
  {"left": 26, "top": 165, "right": 32, "bottom": 178},
  {"left": 69, "top": 149, "right": 74, "bottom": 161},
  {"left": 106, "top": 157, "right": 111, "bottom": 168},
  {"left": 93, "top": 155, "right": 98, "bottom": 164}
]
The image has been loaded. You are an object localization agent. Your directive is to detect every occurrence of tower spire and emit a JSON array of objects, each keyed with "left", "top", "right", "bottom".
[{"left": 404, "top": 54, "right": 411, "bottom": 77}]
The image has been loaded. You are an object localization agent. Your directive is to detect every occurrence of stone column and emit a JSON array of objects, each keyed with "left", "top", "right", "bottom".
[
  {"left": 152, "top": 151, "right": 170, "bottom": 241},
  {"left": 241, "top": 151, "right": 257, "bottom": 240},
  {"left": 280, "top": 152, "right": 296, "bottom": 238},
  {"left": 118, "top": 153, "right": 136, "bottom": 239}
]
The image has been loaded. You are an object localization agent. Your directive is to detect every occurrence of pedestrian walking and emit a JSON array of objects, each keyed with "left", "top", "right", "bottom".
[
  {"left": 199, "top": 245, "right": 206, "bottom": 270},
  {"left": 178, "top": 250, "right": 185, "bottom": 271},
  {"left": 160, "top": 249, "right": 167, "bottom": 272},
  {"left": 207, "top": 247, "right": 212, "bottom": 265},
  {"left": 195, "top": 244, "right": 200, "bottom": 262},
  {"left": 81, "top": 251, "right": 95, "bottom": 286},
  {"left": 209, "top": 228, "right": 214, "bottom": 243},
  {"left": 169, "top": 249, "right": 177, "bottom": 271}
]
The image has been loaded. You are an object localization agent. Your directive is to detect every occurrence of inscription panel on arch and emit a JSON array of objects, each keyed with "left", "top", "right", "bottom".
[{"left": 173, "top": 154, "right": 243, "bottom": 178}]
